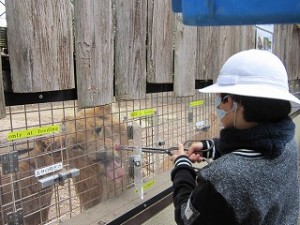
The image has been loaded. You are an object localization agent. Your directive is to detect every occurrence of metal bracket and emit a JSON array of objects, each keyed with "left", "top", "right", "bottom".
[
  {"left": 127, "top": 125, "right": 134, "bottom": 140},
  {"left": 188, "top": 112, "right": 193, "bottom": 123},
  {"left": 7, "top": 209, "right": 23, "bottom": 225},
  {"left": 198, "top": 125, "right": 210, "bottom": 132},
  {"left": 128, "top": 155, "right": 141, "bottom": 178},
  {"left": 158, "top": 140, "right": 165, "bottom": 146},
  {"left": 38, "top": 168, "right": 80, "bottom": 189},
  {"left": 1, "top": 151, "right": 19, "bottom": 175}
]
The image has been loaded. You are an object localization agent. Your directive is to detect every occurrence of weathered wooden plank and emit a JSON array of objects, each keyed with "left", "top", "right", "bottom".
[
  {"left": 173, "top": 15, "right": 197, "bottom": 97},
  {"left": 196, "top": 26, "right": 255, "bottom": 81},
  {"left": 273, "top": 24, "right": 300, "bottom": 80},
  {"left": 6, "top": 0, "right": 74, "bottom": 92},
  {"left": 0, "top": 55, "right": 6, "bottom": 118},
  {"left": 74, "top": 0, "right": 114, "bottom": 107},
  {"left": 147, "top": 0, "right": 174, "bottom": 83},
  {"left": 218, "top": 26, "right": 255, "bottom": 73},
  {"left": 114, "top": 0, "right": 147, "bottom": 100},
  {"left": 240, "top": 26, "right": 256, "bottom": 51},
  {"left": 218, "top": 26, "right": 242, "bottom": 71},
  {"left": 196, "top": 26, "right": 220, "bottom": 80}
]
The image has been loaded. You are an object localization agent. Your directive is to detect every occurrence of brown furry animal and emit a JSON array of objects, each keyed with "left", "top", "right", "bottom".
[
  {"left": 60, "top": 105, "right": 129, "bottom": 208},
  {"left": 0, "top": 105, "right": 129, "bottom": 224}
]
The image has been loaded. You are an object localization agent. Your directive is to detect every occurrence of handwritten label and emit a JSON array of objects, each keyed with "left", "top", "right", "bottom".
[
  {"left": 135, "top": 180, "right": 155, "bottom": 193},
  {"left": 35, "top": 162, "right": 63, "bottom": 177},
  {"left": 7, "top": 125, "right": 60, "bottom": 141},
  {"left": 189, "top": 100, "right": 204, "bottom": 107},
  {"left": 130, "top": 108, "right": 156, "bottom": 118},
  {"left": 143, "top": 180, "right": 155, "bottom": 191}
]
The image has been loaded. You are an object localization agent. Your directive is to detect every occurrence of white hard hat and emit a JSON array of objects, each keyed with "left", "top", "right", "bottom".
[{"left": 199, "top": 49, "right": 300, "bottom": 104}]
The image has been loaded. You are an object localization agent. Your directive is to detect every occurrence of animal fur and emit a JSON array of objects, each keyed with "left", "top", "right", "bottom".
[
  {"left": 60, "top": 105, "right": 129, "bottom": 207},
  {"left": 0, "top": 105, "right": 129, "bottom": 224}
]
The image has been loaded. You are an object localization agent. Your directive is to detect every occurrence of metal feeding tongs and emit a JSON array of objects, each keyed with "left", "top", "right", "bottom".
[{"left": 121, "top": 139, "right": 215, "bottom": 164}]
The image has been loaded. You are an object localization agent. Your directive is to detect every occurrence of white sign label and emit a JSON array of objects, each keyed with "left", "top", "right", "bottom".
[
  {"left": 196, "top": 121, "right": 205, "bottom": 128},
  {"left": 35, "top": 162, "right": 63, "bottom": 177}
]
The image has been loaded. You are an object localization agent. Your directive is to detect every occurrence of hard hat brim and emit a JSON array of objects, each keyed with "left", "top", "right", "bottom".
[{"left": 199, "top": 83, "right": 300, "bottom": 105}]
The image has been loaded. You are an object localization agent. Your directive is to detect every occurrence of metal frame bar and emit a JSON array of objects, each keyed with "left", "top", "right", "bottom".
[
  {"left": 4, "top": 80, "right": 213, "bottom": 106},
  {"left": 107, "top": 187, "right": 173, "bottom": 225}
]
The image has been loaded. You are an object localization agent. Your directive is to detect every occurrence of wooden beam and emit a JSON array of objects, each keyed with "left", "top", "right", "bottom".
[
  {"left": 74, "top": 0, "right": 114, "bottom": 107},
  {"left": 114, "top": 0, "right": 147, "bottom": 100},
  {"left": 6, "top": 0, "right": 74, "bottom": 92},
  {"left": 174, "top": 15, "right": 197, "bottom": 97},
  {"left": 0, "top": 55, "right": 6, "bottom": 118},
  {"left": 147, "top": 0, "right": 174, "bottom": 83}
]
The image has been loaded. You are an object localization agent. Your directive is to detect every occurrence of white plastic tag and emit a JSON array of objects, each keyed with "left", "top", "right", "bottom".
[{"left": 133, "top": 147, "right": 143, "bottom": 199}]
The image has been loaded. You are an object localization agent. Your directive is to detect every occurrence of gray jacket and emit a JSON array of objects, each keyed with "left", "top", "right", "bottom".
[
  {"left": 172, "top": 117, "right": 299, "bottom": 225},
  {"left": 201, "top": 139, "right": 299, "bottom": 224}
]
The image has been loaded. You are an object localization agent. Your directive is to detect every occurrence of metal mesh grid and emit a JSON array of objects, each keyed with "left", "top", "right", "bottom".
[{"left": 0, "top": 92, "right": 219, "bottom": 225}]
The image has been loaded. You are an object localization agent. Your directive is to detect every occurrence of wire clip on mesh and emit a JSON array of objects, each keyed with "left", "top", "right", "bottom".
[
  {"left": 7, "top": 209, "right": 23, "bottom": 225},
  {"left": 1, "top": 151, "right": 19, "bottom": 175},
  {"left": 38, "top": 168, "right": 80, "bottom": 189},
  {"left": 128, "top": 155, "right": 141, "bottom": 178}
]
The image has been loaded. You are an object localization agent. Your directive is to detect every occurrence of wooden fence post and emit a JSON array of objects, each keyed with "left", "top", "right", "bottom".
[
  {"left": 0, "top": 55, "right": 6, "bottom": 118},
  {"left": 6, "top": 0, "right": 74, "bottom": 92},
  {"left": 147, "top": 0, "right": 174, "bottom": 83},
  {"left": 174, "top": 15, "right": 197, "bottom": 97},
  {"left": 74, "top": 0, "right": 114, "bottom": 107},
  {"left": 114, "top": 0, "right": 147, "bottom": 100}
]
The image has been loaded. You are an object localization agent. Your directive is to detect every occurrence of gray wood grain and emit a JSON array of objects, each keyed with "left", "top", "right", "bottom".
[
  {"left": 114, "top": 0, "right": 147, "bottom": 100},
  {"left": 74, "top": 0, "right": 114, "bottom": 107},
  {"left": 6, "top": 0, "right": 74, "bottom": 92}
]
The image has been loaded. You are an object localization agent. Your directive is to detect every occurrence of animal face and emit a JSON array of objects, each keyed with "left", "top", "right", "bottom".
[{"left": 60, "top": 106, "right": 128, "bottom": 185}]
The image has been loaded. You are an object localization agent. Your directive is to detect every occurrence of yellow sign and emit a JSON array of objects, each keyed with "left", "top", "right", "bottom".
[
  {"left": 143, "top": 180, "right": 155, "bottom": 191},
  {"left": 189, "top": 100, "right": 204, "bottom": 107},
  {"left": 130, "top": 108, "right": 156, "bottom": 118},
  {"left": 7, "top": 125, "right": 60, "bottom": 141},
  {"left": 135, "top": 180, "right": 155, "bottom": 193}
]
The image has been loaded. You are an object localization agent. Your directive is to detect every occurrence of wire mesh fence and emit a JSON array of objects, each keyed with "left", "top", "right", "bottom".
[{"left": 0, "top": 92, "right": 219, "bottom": 225}]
